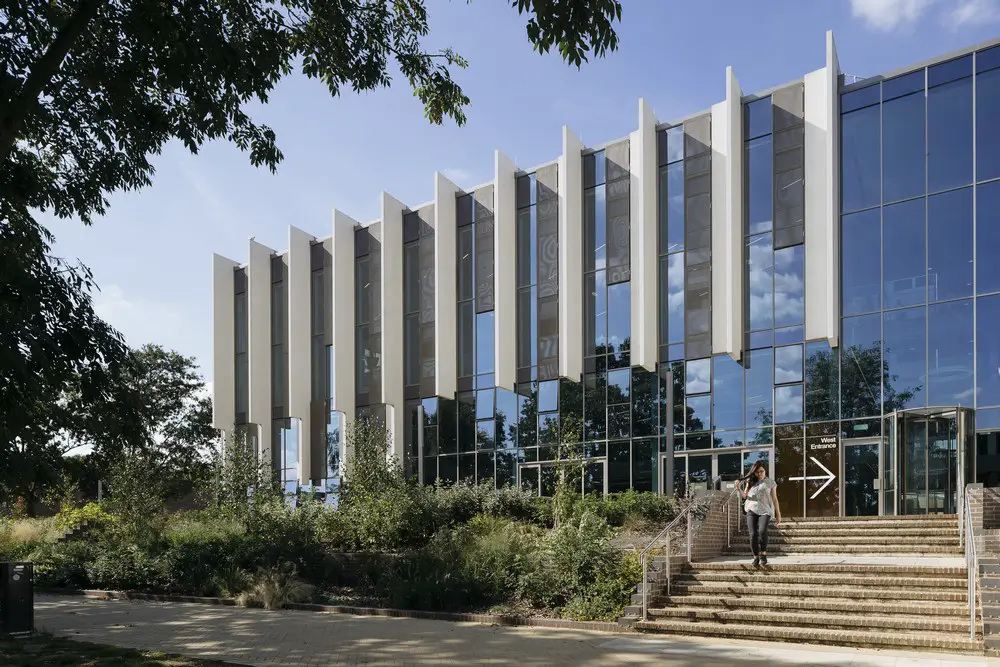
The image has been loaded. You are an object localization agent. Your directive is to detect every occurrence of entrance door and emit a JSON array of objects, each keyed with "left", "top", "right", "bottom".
[
  {"left": 891, "top": 407, "right": 974, "bottom": 515},
  {"left": 583, "top": 459, "right": 607, "bottom": 496},
  {"left": 843, "top": 439, "right": 879, "bottom": 516}
]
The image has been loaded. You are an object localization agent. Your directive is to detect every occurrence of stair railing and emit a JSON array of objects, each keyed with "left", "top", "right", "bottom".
[
  {"left": 965, "top": 486, "right": 978, "bottom": 641},
  {"left": 639, "top": 485, "right": 741, "bottom": 622}
]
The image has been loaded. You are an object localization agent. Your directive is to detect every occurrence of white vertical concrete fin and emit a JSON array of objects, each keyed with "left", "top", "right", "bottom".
[
  {"left": 494, "top": 151, "right": 518, "bottom": 391},
  {"left": 558, "top": 126, "right": 583, "bottom": 381},
  {"left": 247, "top": 238, "right": 275, "bottom": 462},
  {"left": 433, "top": 173, "right": 459, "bottom": 398},
  {"left": 804, "top": 30, "right": 840, "bottom": 347},
  {"left": 630, "top": 99, "right": 658, "bottom": 372},
  {"left": 380, "top": 192, "right": 406, "bottom": 461},
  {"left": 287, "top": 225, "right": 313, "bottom": 482},
  {"left": 331, "top": 210, "right": 357, "bottom": 426},
  {"left": 711, "top": 66, "right": 744, "bottom": 361},
  {"left": 212, "top": 254, "right": 238, "bottom": 432}
]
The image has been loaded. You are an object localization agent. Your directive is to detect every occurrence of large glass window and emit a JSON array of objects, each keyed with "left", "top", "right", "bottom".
[
  {"left": 977, "top": 295, "right": 1000, "bottom": 407},
  {"left": 747, "top": 234, "right": 774, "bottom": 330},
  {"left": 841, "top": 209, "right": 881, "bottom": 316},
  {"left": 927, "top": 188, "right": 973, "bottom": 302},
  {"left": 842, "top": 105, "right": 881, "bottom": 213},
  {"left": 841, "top": 314, "right": 882, "bottom": 420},
  {"left": 712, "top": 355, "right": 743, "bottom": 430},
  {"left": 666, "top": 254, "right": 684, "bottom": 342},
  {"left": 476, "top": 311, "right": 495, "bottom": 375},
  {"left": 663, "top": 162, "right": 684, "bottom": 254},
  {"left": 747, "top": 136, "right": 773, "bottom": 234},
  {"left": 882, "top": 91, "right": 926, "bottom": 204},
  {"left": 774, "top": 245, "right": 804, "bottom": 327},
  {"left": 745, "top": 348, "right": 774, "bottom": 427},
  {"left": 883, "top": 306, "right": 926, "bottom": 411},
  {"left": 927, "top": 299, "right": 974, "bottom": 407},
  {"left": 979, "top": 181, "right": 1000, "bottom": 296},
  {"left": 882, "top": 198, "right": 925, "bottom": 310},
  {"left": 928, "top": 75, "right": 973, "bottom": 193},
  {"left": 608, "top": 282, "right": 631, "bottom": 358},
  {"left": 977, "top": 66, "right": 1000, "bottom": 183}
]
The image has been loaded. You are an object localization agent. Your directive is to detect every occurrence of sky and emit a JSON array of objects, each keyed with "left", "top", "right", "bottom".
[{"left": 42, "top": 0, "right": 1000, "bottom": 389}]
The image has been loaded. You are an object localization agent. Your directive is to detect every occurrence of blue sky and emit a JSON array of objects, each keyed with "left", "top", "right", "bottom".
[{"left": 43, "top": 0, "right": 1000, "bottom": 390}]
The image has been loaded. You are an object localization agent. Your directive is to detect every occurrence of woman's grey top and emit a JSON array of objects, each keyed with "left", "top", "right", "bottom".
[{"left": 745, "top": 477, "right": 777, "bottom": 517}]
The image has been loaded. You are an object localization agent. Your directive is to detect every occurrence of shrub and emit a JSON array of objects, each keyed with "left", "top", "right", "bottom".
[
  {"left": 33, "top": 540, "right": 99, "bottom": 589},
  {"left": 55, "top": 502, "right": 115, "bottom": 532},
  {"left": 518, "top": 511, "right": 640, "bottom": 621},
  {"left": 236, "top": 564, "right": 314, "bottom": 610},
  {"left": 85, "top": 543, "right": 166, "bottom": 592}
]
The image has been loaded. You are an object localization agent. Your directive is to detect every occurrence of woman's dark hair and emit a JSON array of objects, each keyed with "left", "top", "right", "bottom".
[{"left": 741, "top": 461, "right": 766, "bottom": 489}]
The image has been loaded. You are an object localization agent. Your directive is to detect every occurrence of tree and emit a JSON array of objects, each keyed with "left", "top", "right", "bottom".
[
  {"left": 341, "top": 416, "right": 401, "bottom": 506},
  {"left": 1, "top": 0, "right": 623, "bottom": 491}
]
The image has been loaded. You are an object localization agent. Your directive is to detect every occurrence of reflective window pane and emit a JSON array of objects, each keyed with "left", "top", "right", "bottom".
[
  {"left": 929, "top": 55, "right": 971, "bottom": 87},
  {"left": 746, "top": 348, "right": 774, "bottom": 427},
  {"left": 747, "top": 136, "right": 773, "bottom": 234},
  {"left": 979, "top": 181, "right": 1000, "bottom": 295},
  {"left": 842, "top": 84, "right": 880, "bottom": 114},
  {"left": 775, "top": 344, "right": 803, "bottom": 384},
  {"left": 927, "top": 299, "right": 974, "bottom": 407},
  {"left": 775, "top": 384, "right": 803, "bottom": 424},
  {"left": 883, "top": 92, "right": 926, "bottom": 204},
  {"left": 883, "top": 70, "right": 924, "bottom": 101},
  {"left": 476, "top": 389, "right": 495, "bottom": 421},
  {"left": 774, "top": 245, "right": 804, "bottom": 327},
  {"left": 883, "top": 198, "right": 926, "bottom": 310},
  {"left": 538, "top": 379, "right": 558, "bottom": 413},
  {"left": 607, "top": 368, "right": 630, "bottom": 403},
  {"left": 686, "top": 395, "right": 711, "bottom": 432},
  {"left": 842, "top": 209, "right": 881, "bottom": 315},
  {"left": 476, "top": 310, "right": 495, "bottom": 375},
  {"left": 978, "top": 68, "right": 1000, "bottom": 182},
  {"left": 608, "top": 282, "right": 631, "bottom": 356},
  {"left": 746, "top": 97, "right": 772, "bottom": 139},
  {"left": 841, "top": 314, "right": 882, "bottom": 420},
  {"left": 977, "top": 295, "right": 1000, "bottom": 407},
  {"left": 927, "top": 188, "right": 973, "bottom": 302},
  {"left": 663, "top": 162, "right": 684, "bottom": 253},
  {"left": 458, "top": 226, "right": 474, "bottom": 300},
  {"left": 883, "top": 306, "right": 927, "bottom": 411},
  {"left": 686, "top": 358, "right": 711, "bottom": 394},
  {"left": 667, "top": 253, "right": 684, "bottom": 342},
  {"left": 928, "top": 76, "right": 973, "bottom": 193},
  {"left": 747, "top": 233, "right": 774, "bottom": 330},
  {"left": 713, "top": 355, "right": 744, "bottom": 431},
  {"left": 805, "top": 341, "right": 839, "bottom": 422},
  {"left": 842, "top": 106, "right": 881, "bottom": 213}
]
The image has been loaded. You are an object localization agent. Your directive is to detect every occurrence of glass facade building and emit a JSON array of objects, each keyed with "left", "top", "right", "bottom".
[{"left": 212, "top": 34, "right": 1000, "bottom": 517}]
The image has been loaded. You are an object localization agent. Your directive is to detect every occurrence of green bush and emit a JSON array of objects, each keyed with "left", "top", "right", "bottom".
[
  {"left": 54, "top": 502, "right": 115, "bottom": 532},
  {"left": 85, "top": 543, "right": 167, "bottom": 592},
  {"left": 33, "top": 540, "right": 99, "bottom": 589}
]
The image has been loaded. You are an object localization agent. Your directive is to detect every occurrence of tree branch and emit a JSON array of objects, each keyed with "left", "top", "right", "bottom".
[{"left": 0, "top": 0, "right": 108, "bottom": 165}]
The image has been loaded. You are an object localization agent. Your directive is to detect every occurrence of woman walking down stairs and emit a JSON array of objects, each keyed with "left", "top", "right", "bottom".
[{"left": 622, "top": 514, "right": 982, "bottom": 654}]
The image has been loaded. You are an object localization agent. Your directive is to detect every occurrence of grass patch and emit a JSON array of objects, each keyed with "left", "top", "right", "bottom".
[{"left": 0, "top": 633, "right": 243, "bottom": 666}]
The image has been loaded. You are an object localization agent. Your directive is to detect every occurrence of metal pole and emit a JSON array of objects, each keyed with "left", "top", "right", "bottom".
[
  {"left": 686, "top": 512, "right": 693, "bottom": 563},
  {"left": 641, "top": 554, "right": 648, "bottom": 621},
  {"left": 666, "top": 533, "right": 672, "bottom": 598}
]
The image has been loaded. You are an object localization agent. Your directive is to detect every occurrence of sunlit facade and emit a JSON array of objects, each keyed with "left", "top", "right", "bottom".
[{"left": 212, "top": 33, "right": 1000, "bottom": 517}]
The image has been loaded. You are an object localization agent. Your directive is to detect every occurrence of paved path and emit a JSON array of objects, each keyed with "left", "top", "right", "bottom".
[{"left": 35, "top": 595, "right": 998, "bottom": 667}]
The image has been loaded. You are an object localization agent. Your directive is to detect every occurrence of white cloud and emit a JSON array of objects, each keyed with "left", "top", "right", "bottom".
[
  {"left": 850, "top": 0, "right": 937, "bottom": 30},
  {"left": 945, "top": 0, "right": 1000, "bottom": 28}
]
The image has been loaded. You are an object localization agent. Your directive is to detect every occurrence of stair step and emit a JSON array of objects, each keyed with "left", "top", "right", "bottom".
[
  {"left": 669, "top": 581, "right": 967, "bottom": 602},
  {"left": 688, "top": 562, "right": 967, "bottom": 576},
  {"left": 633, "top": 619, "right": 980, "bottom": 653},
  {"left": 679, "top": 571, "right": 966, "bottom": 588},
  {"left": 771, "top": 527, "right": 959, "bottom": 537},
  {"left": 782, "top": 515, "right": 957, "bottom": 524},
  {"left": 654, "top": 594, "right": 969, "bottom": 616},
  {"left": 647, "top": 606, "right": 971, "bottom": 633},
  {"left": 731, "top": 535, "right": 959, "bottom": 545},
  {"left": 723, "top": 544, "right": 963, "bottom": 555}
]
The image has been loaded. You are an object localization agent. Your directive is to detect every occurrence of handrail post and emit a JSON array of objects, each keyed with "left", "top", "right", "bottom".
[
  {"left": 641, "top": 553, "right": 648, "bottom": 622},
  {"left": 666, "top": 533, "right": 672, "bottom": 598},
  {"left": 686, "top": 511, "right": 693, "bottom": 563}
]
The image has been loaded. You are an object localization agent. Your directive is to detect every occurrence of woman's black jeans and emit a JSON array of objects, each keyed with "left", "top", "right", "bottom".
[{"left": 746, "top": 511, "right": 771, "bottom": 556}]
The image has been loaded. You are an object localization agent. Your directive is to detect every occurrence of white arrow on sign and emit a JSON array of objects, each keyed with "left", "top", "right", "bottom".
[{"left": 789, "top": 457, "right": 836, "bottom": 500}]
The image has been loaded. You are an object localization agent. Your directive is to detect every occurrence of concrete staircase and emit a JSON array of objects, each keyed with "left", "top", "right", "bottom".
[{"left": 625, "top": 514, "right": 982, "bottom": 653}]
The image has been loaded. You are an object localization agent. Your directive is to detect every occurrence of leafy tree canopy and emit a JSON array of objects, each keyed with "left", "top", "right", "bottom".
[{"left": 0, "top": 0, "right": 622, "bottom": 471}]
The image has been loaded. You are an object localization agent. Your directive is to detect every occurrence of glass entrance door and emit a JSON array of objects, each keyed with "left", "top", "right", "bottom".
[
  {"left": 891, "top": 407, "right": 974, "bottom": 515},
  {"left": 843, "top": 439, "right": 879, "bottom": 516}
]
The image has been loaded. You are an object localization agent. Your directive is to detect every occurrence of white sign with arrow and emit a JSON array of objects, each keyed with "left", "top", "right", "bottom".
[{"left": 789, "top": 457, "right": 836, "bottom": 500}]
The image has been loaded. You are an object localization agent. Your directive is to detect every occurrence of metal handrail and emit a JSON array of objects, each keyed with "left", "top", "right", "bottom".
[
  {"left": 965, "top": 487, "right": 979, "bottom": 641},
  {"left": 639, "top": 485, "right": 741, "bottom": 621}
]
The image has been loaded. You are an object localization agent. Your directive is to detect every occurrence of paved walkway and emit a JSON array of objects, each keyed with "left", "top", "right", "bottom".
[{"left": 35, "top": 595, "right": 997, "bottom": 667}]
